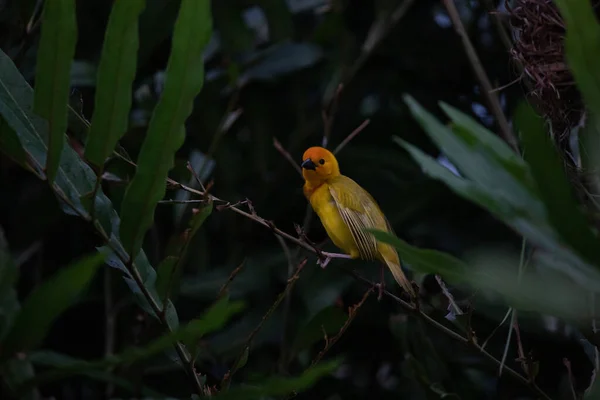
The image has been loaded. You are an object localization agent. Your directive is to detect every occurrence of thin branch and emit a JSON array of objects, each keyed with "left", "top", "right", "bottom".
[
  {"left": 276, "top": 234, "right": 297, "bottom": 371},
  {"left": 310, "top": 287, "right": 374, "bottom": 367},
  {"left": 273, "top": 137, "right": 302, "bottom": 177},
  {"left": 441, "top": 0, "right": 520, "bottom": 153},
  {"left": 333, "top": 119, "right": 370, "bottom": 155},
  {"left": 217, "top": 260, "right": 246, "bottom": 300},
  {"left": 221, "top": 259, "right": 308, "bottom": 389}
]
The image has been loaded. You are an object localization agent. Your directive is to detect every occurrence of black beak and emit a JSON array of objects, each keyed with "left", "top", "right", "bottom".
[{"left": 301, "top": 158, "right": 317, "bottom": 171}]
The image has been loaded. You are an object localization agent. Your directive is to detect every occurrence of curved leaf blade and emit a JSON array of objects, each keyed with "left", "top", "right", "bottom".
[
  {"left": 553, "top": 0, "right": 600, "bottom": 114},
  {"left": 515, "top": 101, "right": 600, "bottom": 269},
  {"left": 1, "top": 252, "right": 105, "bottom": 358},
  {"left": 84, "top": 0, "right": 146, "bottom": 168},
  {"left": 33, "top": 0, "right": 77, "bottom": 183},
  {"left": 119, "top": 0, "right": 213, "bottom": 259}
]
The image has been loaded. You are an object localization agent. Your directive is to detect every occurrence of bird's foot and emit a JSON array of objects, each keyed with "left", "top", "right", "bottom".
[{"left": 317, "top": 256, "right": 331, "bottom": 269}]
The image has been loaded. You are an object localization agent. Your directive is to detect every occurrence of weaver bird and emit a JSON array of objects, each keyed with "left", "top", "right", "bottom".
[{"left": 300, "top": 146, "right": 415, "bottom": 299}]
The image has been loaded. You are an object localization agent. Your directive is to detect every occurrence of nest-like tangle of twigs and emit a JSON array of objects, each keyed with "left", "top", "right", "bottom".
[{"left": 506, "top": 0, "right": 599, "bottom": 144}]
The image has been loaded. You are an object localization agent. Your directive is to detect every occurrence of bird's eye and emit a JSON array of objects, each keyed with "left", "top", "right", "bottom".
[{"left": 319, "top": 158, "right": 325, "bottom": 165}]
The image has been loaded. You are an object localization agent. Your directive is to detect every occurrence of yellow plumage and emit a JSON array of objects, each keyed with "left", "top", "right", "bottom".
[{"left": 300, "top": 146, "right": 415, "bottom": 298}]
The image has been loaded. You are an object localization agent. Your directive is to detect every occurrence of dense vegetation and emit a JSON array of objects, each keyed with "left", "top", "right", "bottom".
[{"left": 2, "top": 0, "right": 600, "bottom": 399}]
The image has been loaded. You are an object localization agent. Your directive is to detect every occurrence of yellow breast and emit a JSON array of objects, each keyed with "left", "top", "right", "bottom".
[{"left": 307, "top": 183, "right": 360, "bottom": 258}]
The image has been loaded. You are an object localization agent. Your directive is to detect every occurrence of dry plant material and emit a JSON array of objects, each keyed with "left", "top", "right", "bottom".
[{"left": 506, "top": 0, "right": 599, "bottom": 143}]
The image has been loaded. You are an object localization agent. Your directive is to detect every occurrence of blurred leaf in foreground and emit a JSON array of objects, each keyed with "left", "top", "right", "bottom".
[
  {"left": 1, "top": 252, "right": 105, "bottom": 358},
  {"left": 215, "top": 359, "right": 341, "bottom": 399}
]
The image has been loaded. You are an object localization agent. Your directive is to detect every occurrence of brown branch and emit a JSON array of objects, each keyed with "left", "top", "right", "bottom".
[
  {"left": 221, "top": 259, "right": 308, "bottom": 389},
  {"left": 310, "top": 287, "right": 374, "bottom": 367},
  {"left": 273, "top": 137, "right": 302, "bottom": 177},
  {"left": 333, "top": 119, "right": 370, "bottom": 155},
  {"left": 441, "top": 0, "right": 520, "bottom": 153},
  {"left": 217, "top": 260, "right": 246, "bottom": 300}
]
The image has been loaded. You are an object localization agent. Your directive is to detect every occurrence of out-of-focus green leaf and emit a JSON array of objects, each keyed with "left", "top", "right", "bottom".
[
  {"left": 215, "top": 359, "right": 341, "bottom": 399},
  {"left": 0, "top": 116, "right": 33, "bottom": 174},
  {"left": 84, "top": 0, "right": 146, "bottom": 168},
  {"left": 20, "top": 296, "right": 244, "bottom": 387},
  {"left": 156, "top": 255, "right": 179, "bottom": 302},
  {"left": 290, "top": 306, "right": 347, "bottom": 356},
  {"left": 119, "top": 0, "right": 213, "bottom": 259},
  {"left": 238, "top": 42, "right": 323, "bottom": 85},
  {"left": 400, "top": 95, "right": 600, "bottom": 288},
  {"left": 579, "top": 111, "right": 600, "bottom": 202},
  {"left": 21, "top": 351, "right": 163, "bottom": 397},
  {"left": 33, "top": 0, "right": 77, "bottom": 183},
  {"left": 402, "top": 95, "right": 545, "bottom": 224},
  {"left": 2, "top": 358, "right": 40, "bottom": 400},
  {"left": 259, "top": 0, "right": 293, "bottom": 41},
  {"left": 553, "top": 0, "right": 600, "bottom": 115},
  {"left": 1, "top": 252, "right": 105, "bottom": 358},
  {"left": 515, "top": 101, "right": 600, "bottom": 269},
  {"left": 369, "top": 230, "right": 468, "bottom": 284},
  {"left": 137, "top": 0, "right": 182, "bottom": 67},
  {"left": 0, "top": 51, "right": 48, "bottom": 176},
  {"left": 212, "top": 1, "right": 254, "bottom": 54},
  {"left": 0, "top": 227, "right": 19, "bottom": 341}
]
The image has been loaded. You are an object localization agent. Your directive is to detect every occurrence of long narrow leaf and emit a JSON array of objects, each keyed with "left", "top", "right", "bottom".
[
  {"left": 33, "top": 0, "right": 77, "bottom": 183},
  {"left": 553, "top": 0, "right": 600, "bottom": 115},
  {"left": 84, "top": 0, "right": 146, "bottom": 168},
  {"left": 119, "top": 0, "right": 213, "bottom": 258},
  {"left": 0, "top": 252, "right": 105, "bottom": 358},
  {"left": 515, "top": 101, "right": 600, "bottom": 269}
]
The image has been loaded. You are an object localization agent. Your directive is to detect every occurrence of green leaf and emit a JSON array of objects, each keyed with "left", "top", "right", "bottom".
[
  {"left": 369, "top": 229, "right": 468, "bottom": 284},
  {"left": 0, "top": 49, "right": 180, "bottom": 342},
  {"left": 19, "top": 296, "right": 244, "bottom": 388},
  {"left": 290, "top": 306, "right": 347, "bottom": 356},
  {"left": 0, "top": 227, "right": 20, "bottom": 342},
  {"left": 84, "top": 0, "right": 146, "bottom": 168},
  {"left": 515, "top": 101, "right": 600, "bottom": 269},
  {"left": 119, "top": 0, "right": 213, "bottom": 259},
  {"left": 1, "top": 252, "right": 105, "bottom": 357},
  {"left": 402, "top": 95, "right": 546, "bottom": 224},
  {"left": 21, "top": 351, "right": 164, "bottom": 397},
  {"left": 553, "top": 0, "right": 600, "bottom": 115},
  {"left": 156, "top": 255, "right": 179, "bottom": 301},
  {"left": 0, "top": 116, "right": 33, "bottom": 173},
  {"left": 215, "top": 359, "right": 341, "bottom": 399},
  {"left": 33, "top": 0, "right": 77, "bottom": 183},
  {"left": 400, "top": 95, "right": 600, "bottom": 288},
  {"left": 2, "top": 358, "right": 40, "bottom": 400},
  {"left": 579, "top": 111, "right": 600, "bottom": 202},
  {"left": 0, "top": 51, "right": 49, "bottom": 177}
]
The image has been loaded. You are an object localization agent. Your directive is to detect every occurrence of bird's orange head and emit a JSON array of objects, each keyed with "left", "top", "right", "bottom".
[{"left": 301, "top": 146, "right": 340, "bottom": 185}]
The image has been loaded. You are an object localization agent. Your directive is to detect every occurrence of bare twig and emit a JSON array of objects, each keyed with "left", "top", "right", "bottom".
[
  {"left": 441, "top": 0, "right": 520, "bottom": 153},
  {"left": 435, "top": 274, "right": 463, "bottom": 317},
  {"left": 221, "top": 259, "right": 308, "bottom": 388},
  {"left": 333, "top": 119, "right": 371, "bottom": 155},
  {"left": 273, "top": 137, "right": 302, "bottom": 176},
  {"left": 217, "top": 260, "right": 246, "bottom": 300},
  {"left": 310, "top": 287, "right": 374, "bottom": 367}
]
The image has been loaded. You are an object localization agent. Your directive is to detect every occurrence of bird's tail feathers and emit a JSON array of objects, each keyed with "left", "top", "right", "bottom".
[{"left": 384, "top": 258, "right": 415, "bottom": 298}]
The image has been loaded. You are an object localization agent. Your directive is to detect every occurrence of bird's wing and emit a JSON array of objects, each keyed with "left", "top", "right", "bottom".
[{"left": 328, "top": 175, "right": 389, "bottom": 260}]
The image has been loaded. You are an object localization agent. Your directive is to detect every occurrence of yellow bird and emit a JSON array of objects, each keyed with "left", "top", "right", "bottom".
[{"left": 300, "top": 146, "right": 415, "bottom": 299}]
